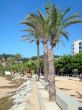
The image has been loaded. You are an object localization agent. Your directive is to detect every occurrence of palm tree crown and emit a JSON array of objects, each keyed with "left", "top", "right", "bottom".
[{"left": 45, "top": 4, "right": 82, "bottom": 47}]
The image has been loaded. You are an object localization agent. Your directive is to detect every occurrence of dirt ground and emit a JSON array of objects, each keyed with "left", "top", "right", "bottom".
[
  {"left": 0, "top": 76, "right": 40, "bottom": 110},
  {"left": 56, "top": 76, "right": 82, "bottom": 103},
  {"left": 0, "top": 75, "right": 82, "bottom": 107},
  {"left": 0, "top": 76, "right": 16, "bottom": 98}
]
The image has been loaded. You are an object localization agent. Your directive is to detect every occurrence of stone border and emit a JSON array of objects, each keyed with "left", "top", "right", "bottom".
[
  {"left": 38, "top": 78, "right": 82, "bottom": 110},
  {"left": 56, "top": 88, "right": 82, "bottom": 110}
]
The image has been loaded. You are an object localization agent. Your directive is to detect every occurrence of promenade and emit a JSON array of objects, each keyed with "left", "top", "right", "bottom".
[{"left": 0, "top": 75, "right": 82, "bottom": 110}]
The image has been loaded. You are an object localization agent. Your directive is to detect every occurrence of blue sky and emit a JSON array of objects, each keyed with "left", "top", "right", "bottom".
[{"left": 0, "top": 0, "right": 82, "bottom": 58}]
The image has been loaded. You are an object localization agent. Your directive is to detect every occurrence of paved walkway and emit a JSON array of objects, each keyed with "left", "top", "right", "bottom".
[
  {"left": 28, "top": 79, "right": 61, "bottom": 110},
  {"left": 36, "top": 80, "right": 61, "bottom": 110},
  {"left": 27, "top": 80, "right": 40, "bottom": 110}
]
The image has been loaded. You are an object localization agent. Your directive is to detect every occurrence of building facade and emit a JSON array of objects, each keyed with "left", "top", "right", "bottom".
[{"left": 72, "top": 40, "right": 82, "bottom": 54}]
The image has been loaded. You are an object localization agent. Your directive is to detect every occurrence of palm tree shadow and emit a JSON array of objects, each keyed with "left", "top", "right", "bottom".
[
  {"left": 59, "top": 88, "right": 72, "bottom": 91},
  {"left": 70, "top": 91, "right": 82, "bottom": 103},
  {"left": 76, "top": 91, "right": 82, "bottom": 98}
]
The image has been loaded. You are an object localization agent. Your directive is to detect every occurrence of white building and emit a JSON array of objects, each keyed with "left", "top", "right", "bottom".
[{"left": 72, "top": 40, "right": 82, "bottom": 54}]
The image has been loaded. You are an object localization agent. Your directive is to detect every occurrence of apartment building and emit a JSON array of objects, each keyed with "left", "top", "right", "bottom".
[{"left": 72, "top": 40, "right": 82, "bottom": 54}]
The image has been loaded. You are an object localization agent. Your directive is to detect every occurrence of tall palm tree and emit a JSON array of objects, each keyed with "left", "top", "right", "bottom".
[
  {"left": 37, "top": 11, "right": 49, "bottom": 82},
  {"left": 21, "top": 27, "right": 41, "bottom": 80},
  {"left": 45, "top": 4, "right": 82, "bottom": 101},
  {"left": 21, "top": 12, "right": 49, "bottom": 83}
]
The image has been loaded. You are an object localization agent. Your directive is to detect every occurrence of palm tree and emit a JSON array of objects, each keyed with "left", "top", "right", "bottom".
[
  {"left": 15, "top": 53, "right": 22, "bottom": 63},
  {"left": 21, "top": 12, "right": 49, "bottom": 83},
  {"left": 45, "top": 4, "right": 82, "bottom": 101},
  {"left": 21, "top": 27, "right": 41, "bottom": 80},
  {"left": 15, "top": 53, "right": 22, "bottom": 72},
  {"left": 37, "top": 11, "right": 49, "bottom": 83},
  {"left": 20, "top": 4, "right": 82, "bottom": 101},
  {"left": 6, "top": 56, "right": 15, "bottom": 71}
]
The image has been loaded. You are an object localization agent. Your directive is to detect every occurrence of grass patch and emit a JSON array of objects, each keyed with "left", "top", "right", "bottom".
[{"left": 0, "top": 96, "right": 13, "bottom": 110}]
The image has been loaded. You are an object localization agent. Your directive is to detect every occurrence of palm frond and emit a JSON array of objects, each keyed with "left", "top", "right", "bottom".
[
  {"left": 22, "top": 33, "right": 34, "bottom": 38},
  {"left": 63, "top": 7, "right": 71, "bottom": 16},
  {"left": 21, "top": 21, "right": 36, "bottom": 29},
  {"left": 37, "top": 10, "right": 45, "bottom": 22},
  {"left": 63, "top": 19, "right": 82, "bottom": 28},
  {"left": 60, "top": 30, "right": 70, "bottom": 40},
  {"left": 21, "top": 36, "right": 29, "bottom": 41},
  {"left": 63, "top": 13, "right": 80, "bottom": 22},
  {"left": 21, "top": 29, "right": 28, "bottom": 32},
  {"left": 21, "top": 35, "right": 35, "bottom": 42},
  {"left": 29, "top": 40, "right": 34, "bottom": 43}
]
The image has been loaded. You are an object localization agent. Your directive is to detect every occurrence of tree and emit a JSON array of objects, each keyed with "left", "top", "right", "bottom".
[
  {"left": 20, "top": 2, "right": 82, "bottom": 102},
  {"left": 45, "top": 3, "right": 82, "bottom": 101},
  {"left": 15, "top": 53, "right": 22, "bottom": 63},
  {"left": 15, "top": 53, "right": 22, "bottom": 72},
  {"left": 37, "top": 11, "right": 49, "bottom": 82},
  {"left": 21, "top": 12, "right": 49, "bottom": 82},
  {"left": 21, "top": 14, "right": 40, "bottom": 80},
  {"left": 0, "top": 64, "right": 5, "bottom": 75},
  {"left": 72, "top": 52, "right": 82, "bottom": 73}
]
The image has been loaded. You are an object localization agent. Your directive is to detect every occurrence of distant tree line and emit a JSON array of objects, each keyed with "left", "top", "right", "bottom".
[
  {"left": 0, "top": 53, "right": 15, "bottom": 59},
  {"left": 0, "top": 52, "right": 82, "bottom": 76},
  {"left": 30, "top": 55, "right": 60, "bottom": 60}
]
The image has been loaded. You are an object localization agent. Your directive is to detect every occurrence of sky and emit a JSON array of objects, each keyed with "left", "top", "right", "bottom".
[{"left": 0, "top": 0, "right": 82, "bottom": 58}]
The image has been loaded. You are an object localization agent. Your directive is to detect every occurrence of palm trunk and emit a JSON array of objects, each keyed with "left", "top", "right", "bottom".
[
  {"left": 43, "top": 42, "right": 49, "bottom": 82},
  {"left": 36, "top": 40, "right": 40, "bottom": 81},
  {"left": 48, "top": 48, "right": 56, "bottom": 101}
]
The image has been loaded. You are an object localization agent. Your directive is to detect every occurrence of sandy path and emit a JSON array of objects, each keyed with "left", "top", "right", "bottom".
[
  {"left": 27, "top": 80, "right": 40, "bottom": 110},
  {"left": 0, "top": 77, "right": 16, "bottom": 98},
  {"left": 56, "top": 76, "right": 82, "bottom": 102}
]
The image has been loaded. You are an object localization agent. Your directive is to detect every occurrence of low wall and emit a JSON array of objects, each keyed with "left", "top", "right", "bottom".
[
  {"left": 56, "top": 88, "right": 82, "bottom": 110},
  {"left": 38, "top": 79, "right": 82, "bottom": 110},
  {"left": 37, "top": 81, "right": 61, "bottom": 110}
]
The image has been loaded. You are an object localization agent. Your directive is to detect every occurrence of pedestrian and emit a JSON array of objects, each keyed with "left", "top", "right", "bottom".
[{"left": 79, "top": 73, "right": 82, "bottom": 81}]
